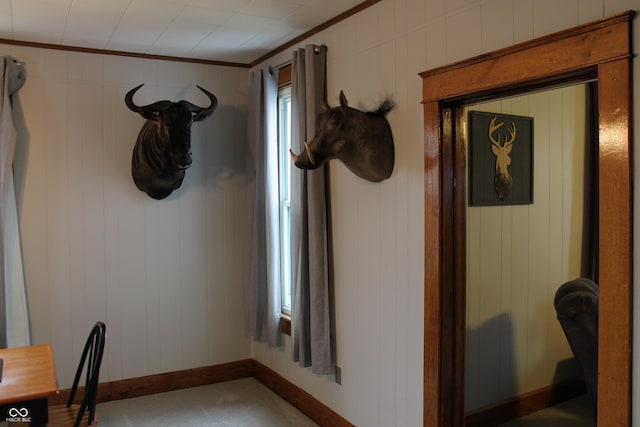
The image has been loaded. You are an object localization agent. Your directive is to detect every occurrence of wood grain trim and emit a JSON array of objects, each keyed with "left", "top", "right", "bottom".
[
  {"left": 419, "top": 11, "right": 632, "bottom": 78},
  {"left": 419, "top": 11, "right": 633, "bottom": 103},
  {"left": 423, "top": 100, "right": 442, "bottom": 426},
  {"left": 440, "top": 106, "right": 459, "bottom": 426},
  {"left": 465, "top": 380, "right": 588, "bottom": 427},
  {"left": 452, "top": 107, "right": 468, "bottom": 427},
  {"left": 252, "top": 360, "right": 355, "bottom": 427},
  {"left": 278, "top": 64, "right": 292, "bottom": 89},
  {"left": 250, "top": 0, "right": 383, "bottom": 67},
  {"left": 50, "top": 359, "right": 254, "bottom": 405},
  {"left": 596, "top": 58, "right": 633, "bottom": 427},
  {"left": 421, "top": 10, "right": 634, "bottom": 427},
  {"left": 0, "top": 38, "right": 250, "bottom": 68},
  {"left": 280, "top": 314, "right": 292, "bottom": 335},
  {"left": 51, "top": 359, "right": 353, "bottom": 427}
]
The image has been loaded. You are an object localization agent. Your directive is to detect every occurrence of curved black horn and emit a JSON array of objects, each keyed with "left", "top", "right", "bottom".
[
  {"left": 183, "top": 85, "right": 218, "bottom": 122},
  {"left": 124, "top": 83, "right": 145, "bottom": 113},
  {"left": 125, "top": 84, "right": 172, "bottom": 120}
]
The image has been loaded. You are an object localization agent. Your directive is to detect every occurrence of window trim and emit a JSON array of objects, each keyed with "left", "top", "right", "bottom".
[
  {"left": 278, "top": 63, "right": 292, "bottom": 89},
  {"left": 277, "top": 85, "right": 292, "bottom": 316},
  {"left": 277, "top": 64, "right": 292, "bottom": 335}
]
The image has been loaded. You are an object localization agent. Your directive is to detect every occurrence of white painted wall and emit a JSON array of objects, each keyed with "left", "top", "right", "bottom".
[
  {"left": 465, "top": 86, "right": 587, "bottom": 411},
  {"left": 2, "top": 0, "right": 639, "bottom": 426},
  {"left": 251, "top": 1, "right": 639, "bottom": 426},
  {"left": 1, "top": 44, "right": 251, "bottom": 388}
]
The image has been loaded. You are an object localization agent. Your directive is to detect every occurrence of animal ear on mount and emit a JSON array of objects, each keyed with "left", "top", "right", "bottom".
[
  {"left": 138, "top": 108, "right": 161, "bottom": 121},
  {"left": 339, "top": 91, "right": 349, "bottom": 109},
  {"left": 136, "top": 101, "right": 172, "bottom": 121},
  {"left": 125, "top": 84, "right": 171, "bottom": 121}
]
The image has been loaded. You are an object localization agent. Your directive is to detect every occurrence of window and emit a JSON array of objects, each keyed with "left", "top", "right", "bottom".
[{"left": 277, "top": 67, "right": 292, "bottom": 315}]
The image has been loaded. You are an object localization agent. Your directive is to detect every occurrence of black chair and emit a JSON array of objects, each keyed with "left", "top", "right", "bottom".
[
  {"left": 554, "top": 279, "right": 598, "bottom": 409},
  {"left": 49, "top": 321, "right": 106, "bottom": 426}
]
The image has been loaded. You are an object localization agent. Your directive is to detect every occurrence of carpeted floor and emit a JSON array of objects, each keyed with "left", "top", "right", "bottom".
[
  {"left": 496, "top": 394, "right": 596, "bottom": 427},
  {"left": 96, "top": 377, "right": 319, "bottom": 427},
  {"left": 96, "top": 378, "right": 594, "bottom": 427}
]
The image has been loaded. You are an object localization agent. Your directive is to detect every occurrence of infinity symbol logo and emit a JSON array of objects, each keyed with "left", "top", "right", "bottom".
[{"left": 8, "top": 407, "right": 29, "bottom": 417}]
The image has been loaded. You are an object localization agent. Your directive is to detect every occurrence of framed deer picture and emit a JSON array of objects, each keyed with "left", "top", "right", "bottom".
[{"left": 468, "top": 111, "right": 533, "bottom": 206}]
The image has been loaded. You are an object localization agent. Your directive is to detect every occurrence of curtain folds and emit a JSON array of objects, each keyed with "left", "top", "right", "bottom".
[
  {"left": 243, "top": 67, "right": 282, "bottom": 348},
  {"left": 290, "top": 45, "right": 333, "bottom": 375},
  {"left": 0, "top": 56, "right": 30, "bottom": 348}
]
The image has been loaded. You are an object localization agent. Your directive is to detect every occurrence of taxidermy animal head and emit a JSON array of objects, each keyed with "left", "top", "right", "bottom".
[
  {"left": 125, "top": 84, "right": 217, "bottom": 200},
  {"left": 488, "top": 117, "right": 516, "bottom": 201},
  {"left": 290, "top": 90, "right": 395, "bottom": 182}
]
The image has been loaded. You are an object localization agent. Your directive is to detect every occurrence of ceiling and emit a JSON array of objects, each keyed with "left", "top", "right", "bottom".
[{"left": 0, "top": 0, "right": 370, "bottom": 66}]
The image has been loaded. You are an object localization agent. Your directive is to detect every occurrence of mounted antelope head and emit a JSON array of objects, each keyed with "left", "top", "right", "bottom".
[
  {"left": 488, "top": 117, "right": 516, "bottom": 201},
  {"left": 125, "top": 84, "right": 217, "bottom": 200}
]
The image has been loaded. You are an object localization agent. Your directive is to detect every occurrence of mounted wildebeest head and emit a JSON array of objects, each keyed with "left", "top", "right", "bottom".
[
  {"left": 290, "top": 90, "right": 395, "bottom": 182},
  {"left": 125, "top": 84, "right": 217, "bottom": 200}
]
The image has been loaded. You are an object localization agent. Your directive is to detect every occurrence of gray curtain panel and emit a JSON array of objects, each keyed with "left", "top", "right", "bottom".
[
  {"left": 243, "top": 67, "right": 282, "bottom": 348},
  {"left": 290, "top": 45, "right": 333, "bottom": 375},
  {"left": 0, "top": 56, "right": 30, "bottom": 348}
]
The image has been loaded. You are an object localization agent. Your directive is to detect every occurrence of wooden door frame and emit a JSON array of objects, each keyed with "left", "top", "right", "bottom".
[{"left": 420, "top": 11, "right": 634, "bottom": 427}]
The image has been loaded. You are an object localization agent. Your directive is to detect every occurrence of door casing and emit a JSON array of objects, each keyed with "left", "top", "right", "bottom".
[{"left": 420, "top": 11, "right": 634, "bottom": 427}]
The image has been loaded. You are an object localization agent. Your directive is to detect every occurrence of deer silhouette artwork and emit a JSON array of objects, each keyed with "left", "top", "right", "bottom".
[{"left": 488, "top": 117, "right": 516, "bottom": 201}]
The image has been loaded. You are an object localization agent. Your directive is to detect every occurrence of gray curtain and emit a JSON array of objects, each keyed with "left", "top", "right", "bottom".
[
  {"left": 290, "top": 45, "right": 333, "bottom": 374},
  {"left": 243, "top": 67, "right": 283, "bottom": 348},
  {"left": 0, "top": 56, "right": 30, "bottom": 348}
]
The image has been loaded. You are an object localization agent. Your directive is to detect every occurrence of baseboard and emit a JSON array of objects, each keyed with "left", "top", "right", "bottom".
[
  {"left": 465, "top": 379, "right": 588, "bottom": 427},
  {"left": 51, "top": 359, "right": 254, "bottom": 405},
  {"left": 52, "top": 358, "right": 353, "bottom": 427},
  {"left": 252, "top": 360, "right": 355, "bottom": 427}
]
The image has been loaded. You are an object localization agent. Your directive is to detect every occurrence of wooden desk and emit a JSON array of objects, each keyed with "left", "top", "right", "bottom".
[{"left": 0, "top": 344, "right": 58, "bottom": 426}]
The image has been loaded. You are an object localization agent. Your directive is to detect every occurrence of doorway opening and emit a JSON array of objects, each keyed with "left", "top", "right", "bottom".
[{"left": 420, "top": 11, "right": 633, "bottom": 427}]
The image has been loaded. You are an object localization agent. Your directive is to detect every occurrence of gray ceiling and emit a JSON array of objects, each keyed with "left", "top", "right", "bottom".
[{"left": 0, "top": 0, "right": 370, "bottom": 65}]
